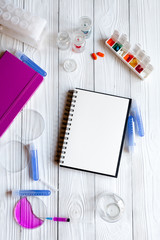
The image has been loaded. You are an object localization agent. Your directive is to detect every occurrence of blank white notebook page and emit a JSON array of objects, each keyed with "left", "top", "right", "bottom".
[{"left": 60, "top": 89, "right": 130, "bottom": 177}]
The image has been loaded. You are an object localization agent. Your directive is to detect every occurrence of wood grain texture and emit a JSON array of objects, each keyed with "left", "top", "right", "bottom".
[
  {"left": 94, "top": 1, "right": 132, "bottom": 240},
  {"left": 0, "top": 0, "right": 159, "bottom": 239},
  {"left": 130, "top": 0, "right": 160, "bottom": 239},
  {"left": 58, "top": 0, "right": 95, "bottom": 239}
]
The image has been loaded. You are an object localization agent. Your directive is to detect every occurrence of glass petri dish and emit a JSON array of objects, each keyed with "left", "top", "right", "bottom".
[
  {"left": 16, "top": 109, "right": 45, "bottom": 143},
  {"left": 97, "top": 192, "right": 125, "bottom": 223},
  {"left": 14, "top": 196, "right": 47, "bottom": 229},
  {"left": 63, "top": 59, "right": 77, "bottom": 72},
  {"left": 0, "top": 141, "right": 29, "bottom": 172}
]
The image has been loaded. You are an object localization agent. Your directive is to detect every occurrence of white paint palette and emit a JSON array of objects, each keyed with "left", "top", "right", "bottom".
[{"left": 105, "top": 30, "right": 153, "bottom": 80}]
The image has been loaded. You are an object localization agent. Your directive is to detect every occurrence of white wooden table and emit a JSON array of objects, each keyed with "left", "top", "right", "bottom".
[{"left": 0, "top": 0, "right": 159, "bottom": 239}]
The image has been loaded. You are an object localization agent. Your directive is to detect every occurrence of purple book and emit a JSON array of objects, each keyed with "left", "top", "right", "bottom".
[{"left": 0, "top": 51, "right": 44, "bottom": 137}]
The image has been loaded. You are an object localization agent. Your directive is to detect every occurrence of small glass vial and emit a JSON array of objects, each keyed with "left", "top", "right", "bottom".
[
  {"left": 72, "top": 31, "right": 86, "bottom": 53},
  {"left": 140, "top": 63, "right": 153, "bottom": 78},
  {"left": 124, "top": 43, "right": 141, "bottom": 63},
  {"left": 118, "top": 41, "right": 131, "bottom": 57},
  {"left": 97, "top": 192, "right": 125, "bottom": 223},
  {"left": 106, "top": 30, "right": 120, "bottom": 47},
  {"left": 57, "top": 32, "right": 71, "bottom": 50},
  {"left": 63, "top": 59, "right": 77, "bottom": 72},
  {"left": 135, "top": 53, "right": 149, "bottom": 74},
  {"left": 112, "top": 33, "right": 127, "bottom": 52},
  {"left": 79, "top": 16, "right": 92, "bottom": 39}
]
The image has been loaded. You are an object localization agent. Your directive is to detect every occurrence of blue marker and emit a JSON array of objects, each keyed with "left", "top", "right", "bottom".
[
  {"left": 12, "top": 190, "right": 51, "bottom": 197},
  {"left": 127, "top": 115, "right": 136, "bottom": 152},
  {"left": 131, "top": 100, "right": 144, "bottom": 137},
  {"left": 15, "top": 50, "right": 47, "bottom": 77},
  {"left": 29, "top": 143, "right": 39, "bottom": 181}
]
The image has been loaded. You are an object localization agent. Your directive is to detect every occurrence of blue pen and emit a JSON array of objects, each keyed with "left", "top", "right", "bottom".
[
  {"left": 15, "top": 50, "right": 47, "bottom": 77},
  {"left": 29, "top": 143, "right": 39, "bottom": 181},
  {"left": 131, "top": 100, "right": 144, "bottom": 137},
  {"left": 12, "top": 190, "right": 51, "bottom": 197},
  {"left": 127, "top": 115, "right": 136, "bottom": 152}
]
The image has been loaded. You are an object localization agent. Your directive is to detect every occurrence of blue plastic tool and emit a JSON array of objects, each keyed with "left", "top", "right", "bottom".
[
  {"left": 131, "top": 100, "right": 144, "bottom": 137},
  {"left": 12, "top": 189, "right": 51, "bottom": 197},
  {"left": 29, "top": 143, "right": 39, "bottom": 181},
  {"left": 15, "top": 50, "right": 47, "bottom": 77},
  {"left": 127, "top": 115, "right": 136, "bottom": 152}
]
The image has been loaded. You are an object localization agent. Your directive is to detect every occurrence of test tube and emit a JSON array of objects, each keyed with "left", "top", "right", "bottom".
[
  {"left": 29, "top": 143, "right": 39, "bottom": 181},
  {"left": 106, "top": 30, "right": 120, "bottom": 47}
]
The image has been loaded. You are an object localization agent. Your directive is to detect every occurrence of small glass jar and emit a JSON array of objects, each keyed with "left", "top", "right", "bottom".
[
  {"left": 97, "top": 192, "right": 125, "bottom": 223},
  {"left": 57, "top": 31, "right": 71, "bottom": 50},
  {"left": 72, "top": 31, "right": 86, "bottom": 53},
  {"left": 79, "top": 16, "right": 92, "bottom": 39}
]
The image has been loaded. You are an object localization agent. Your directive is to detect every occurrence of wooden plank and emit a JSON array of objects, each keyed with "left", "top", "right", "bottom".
[
  {"left": 58, "top": 0, "right": 95, "bottom": 239},
  {"left": 0, "top": 0, "right": 58, "bottom": 239},
  {"left": 94, "top": 0, "right": 132, "bottom": 239},
  {"left": 0, "top": 0, "right": 24, "bottom": 239},
  {"left": 20, "top": 0, "right": 59, "bottom": 240},
  {"left": 130, "top": 0, "right": 160, "bottom": 239}
]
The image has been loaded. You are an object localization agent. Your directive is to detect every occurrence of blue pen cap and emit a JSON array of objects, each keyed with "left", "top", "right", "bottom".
[{"left": 29, "top": 143, "right": 39, "bottom": 181}]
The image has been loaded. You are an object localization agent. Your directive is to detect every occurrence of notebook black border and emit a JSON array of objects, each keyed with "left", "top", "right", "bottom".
[{"left": 60, "top": 88, "right": 132, "bottom": 178}]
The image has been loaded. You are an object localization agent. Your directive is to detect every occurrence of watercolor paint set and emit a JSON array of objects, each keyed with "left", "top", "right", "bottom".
[{"left": 105, "top": 30, "right": 153, "bottom": 80}]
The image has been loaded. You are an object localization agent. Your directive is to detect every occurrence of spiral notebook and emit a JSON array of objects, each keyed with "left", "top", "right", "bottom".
[{"left": 59, "top": 89, "right": 131, "bottom": 177}]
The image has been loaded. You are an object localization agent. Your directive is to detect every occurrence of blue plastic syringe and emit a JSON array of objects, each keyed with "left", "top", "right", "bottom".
[
  {"left": 12, "top": 190, "right": 51, "bottom": 197},
  {"left": 15, "top": 50, "right": 47, "bottom": 77}
]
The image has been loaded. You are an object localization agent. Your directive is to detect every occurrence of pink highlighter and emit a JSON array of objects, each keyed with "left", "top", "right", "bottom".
[{"left": 0, "top": 51, "right": 44, "bottom": 137}]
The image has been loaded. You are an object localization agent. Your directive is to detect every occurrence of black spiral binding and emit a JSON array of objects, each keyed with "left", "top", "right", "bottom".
[{"left": 59, "top": 90, "right": 78, "bottom": 164}]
